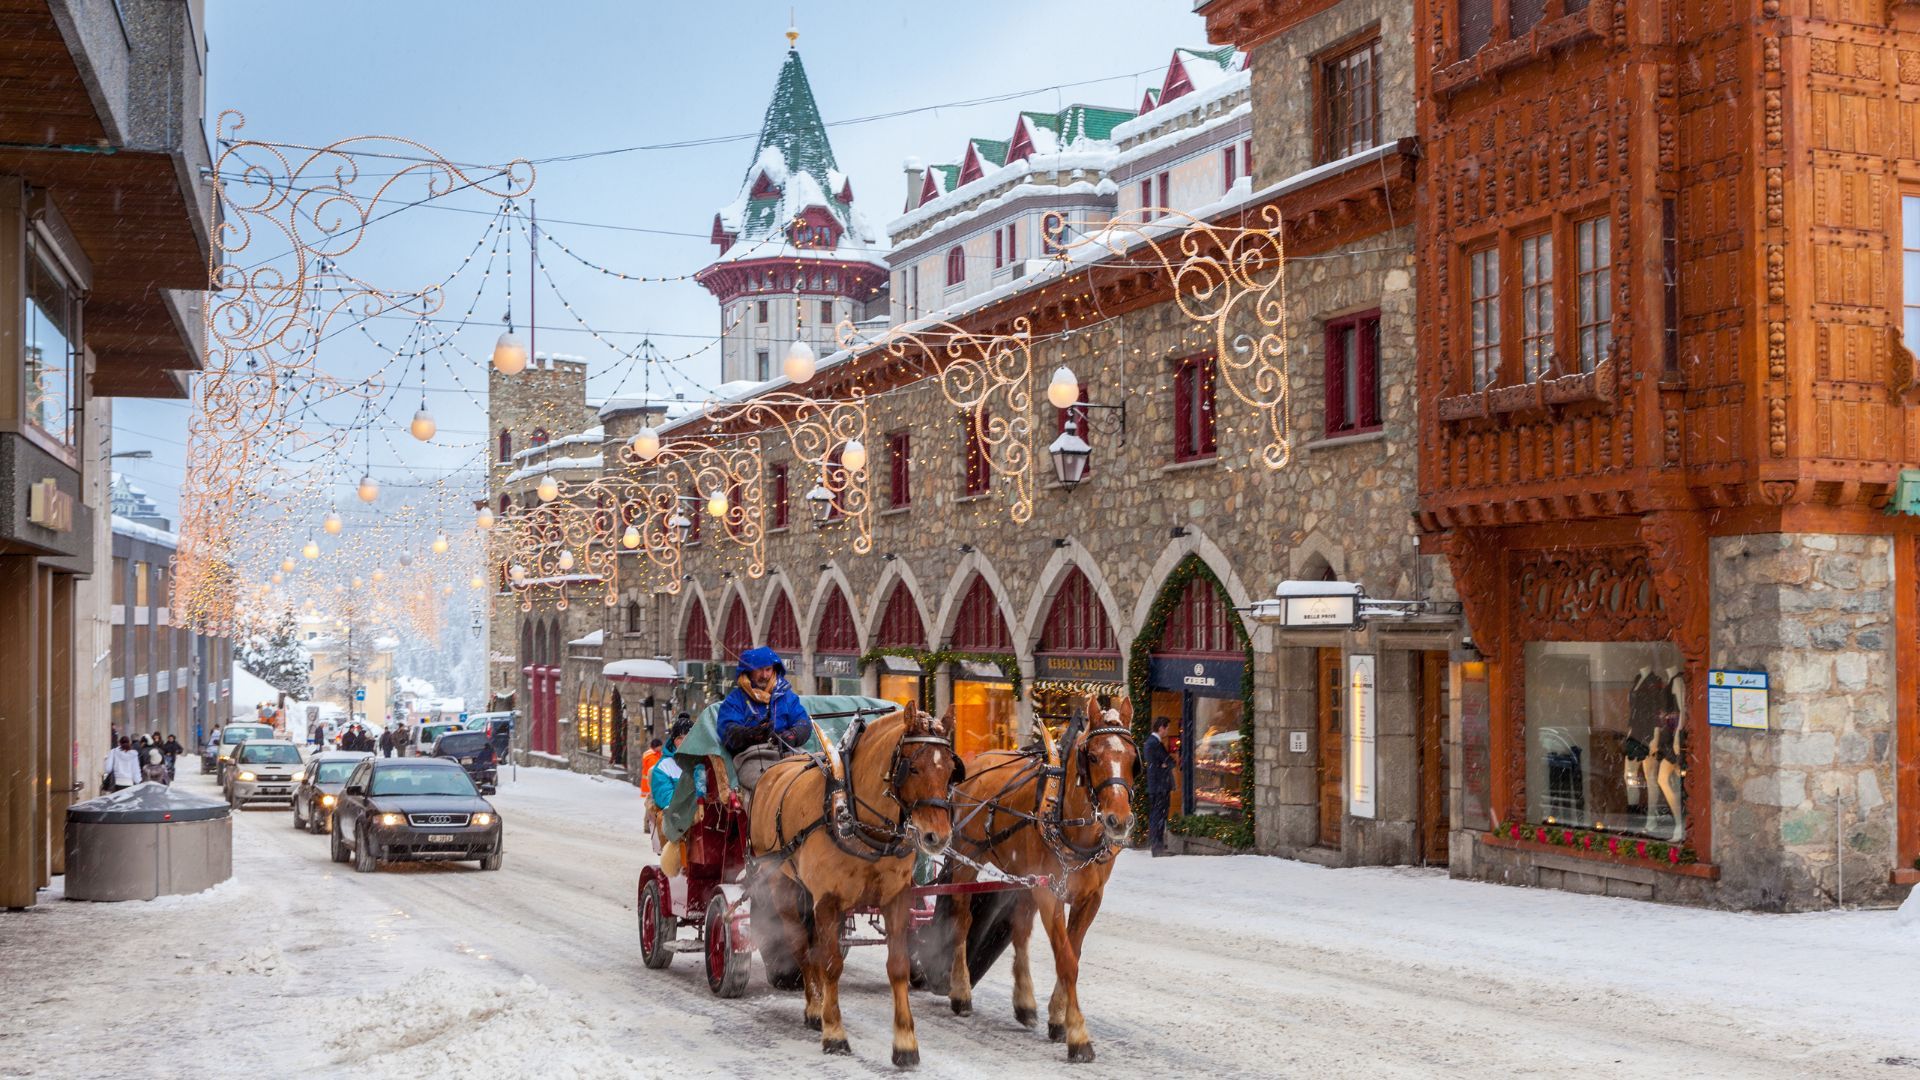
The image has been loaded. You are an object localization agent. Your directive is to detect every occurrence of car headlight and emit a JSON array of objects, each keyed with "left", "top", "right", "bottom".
[
  {"left": 321, "top": 794, "right": 336, "bottom": 807},
  {"left": 237, "top": 771, "right": 256, "bottom": 782},
  {"left": 379, "top": 813, "right": 403, "bottom": 827},
  {"left": 472, "top": 813, "right": 494, "bottom": 827}
]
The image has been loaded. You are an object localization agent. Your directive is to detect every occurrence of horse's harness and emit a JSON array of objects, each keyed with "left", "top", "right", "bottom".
[
  {"left": 955, "top": 716, "right": 1137, "bottom": 879},
  {"left": 765, "top": 711, "right": 958, "bottom": 864}
]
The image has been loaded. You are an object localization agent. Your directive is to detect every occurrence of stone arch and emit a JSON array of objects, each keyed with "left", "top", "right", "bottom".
[
  {"left": 713, "top": 578, "right": 752, "bottom": 649},
  {"left": 1131, "top": 524, "right": 1268, "bottom": 652},
  {"left": 932, "top": 550, "right": 1024, "bottom": 650},
  {"left": 1021, "top": 540, "right": 1130, "bottom": 653},
  {"left": 805, "top": 561, "right": 867, "bottom": 656},
  {"left": 754, "top": 573, "right": 804, "bottom": 647},
  {"left": 862, "top": 558, "right": 933, "bottom": 646},
  {"left": 672, "top": 581, "right": 715, "bottom": 661},
  {"left": 1288, "top": 531, "right": 1347, "bottom": 583}
]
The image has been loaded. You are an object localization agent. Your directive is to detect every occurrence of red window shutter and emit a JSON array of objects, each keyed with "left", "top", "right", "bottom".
[
  {"left": 1158, "top": 172, "right": 1170, "bottom": 210},
  {"left": 1006, "top": 224, "right": 1016, "bottom": 261},
  {"left": 1198, "top": 358, "right": 1217, "bottom": 455},
  {"left": 722, "top": 599, "right": 753, "bottom": 661},
  {"left": 684, "top": 605, "right": 711, "bottom": 658},
  {"left": 1173, "top": 362, "right": 1194, "bottom": 461},
  {"left": 1325, "top": 323, "right": 1348, "bottom": 434},
  {"left": 1243, "top": 138, "right": 1253, "bottom": 174},
  {"left": 1224, "top": 146, "right": 1237, "bottom": 191},
  {"left": 952, "top": 577, "right": 1011, "bottom": 650},
  {"left": 1358, "top": 316, "right": 1381, "bottom": 428},
  {"left": 1140, "top": 180, "right": 1153, "bottom": 216},
  {"left": 994, "top": 231, "right": 1003, "bottom": 269},
  {"left": 879, "top": 583, "right": 924, "bottom": 647},
  {"left": 768, "top": 594, "right": 801, "bottom": 651}
]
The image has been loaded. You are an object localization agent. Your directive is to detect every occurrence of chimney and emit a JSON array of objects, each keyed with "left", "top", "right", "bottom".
[{"left": 902, "top": 156, "right": 925, "bottom": 212}]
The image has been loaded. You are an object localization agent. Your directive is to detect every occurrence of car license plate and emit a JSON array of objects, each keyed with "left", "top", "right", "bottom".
[{"left": 428, "top": 834, "right": 454, "bottom": 844}]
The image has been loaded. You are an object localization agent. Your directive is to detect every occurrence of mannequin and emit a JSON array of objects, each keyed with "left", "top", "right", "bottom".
[{"left": 1647, "top": 666, "right": 1686, "bottom": 842}]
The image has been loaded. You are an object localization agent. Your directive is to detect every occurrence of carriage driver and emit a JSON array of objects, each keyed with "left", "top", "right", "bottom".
[{"left": 714, "top": 647, "right": 813, "bottom": 803}]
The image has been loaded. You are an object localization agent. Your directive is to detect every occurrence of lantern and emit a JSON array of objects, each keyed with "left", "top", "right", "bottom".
[
  {"left": 783, "top": 339, "right": 816, "bottom": 384},
  {"left": 492, "top": 330, "right": 528, "bottom": 375}
]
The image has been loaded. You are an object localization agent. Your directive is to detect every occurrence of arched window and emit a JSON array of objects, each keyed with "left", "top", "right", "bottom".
[
  {"left": 877, "top": 581, "right": 924, "bottom": 648},
  {"left": 625, "top": 600, "right": 643, "bottom": 635},
  {"left": 721, "top": 597, "right": 753, "bottom": 661},
  {"left": 1038, "top": 568, "right": 1115, "bottom": 653},
  {"left": 767, "top": 592, "right": 802, "bottom": 652},
  {"left": 1160, "top": 575, "right": 1239, "bottom": 655},
  {"left": 683, "top": 603, "right": 712, "bottom": 660},
  {"left": 531, "top": 428, "right": 549, "bottom": 448},
  {"left": 951, "top": 575, "right": 1011, "bottom": 651},
  {"left": 945, "top": 246, "right": 966, "bottom": 287},
  {"left": 816, "top": 588, "right": 859, "bottom": 654},
  {"left": 498, "top": 492, "right": 510, "bottom": 513},
  {"left": 498, "top": 428, "right": 513, "bottom": 462}
]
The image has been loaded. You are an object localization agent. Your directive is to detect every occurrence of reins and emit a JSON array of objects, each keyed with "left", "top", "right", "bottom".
[
  {"left": 767, "top": 711, "right": 956, "bottom": 865},
  {"left": 952, "top": 718, "right": 1138, "bottom": 875}
]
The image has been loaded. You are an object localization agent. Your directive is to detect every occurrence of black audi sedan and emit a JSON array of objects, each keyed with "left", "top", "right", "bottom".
[{"left": 329, "top": 757, "right": 503, "bottom": 873}]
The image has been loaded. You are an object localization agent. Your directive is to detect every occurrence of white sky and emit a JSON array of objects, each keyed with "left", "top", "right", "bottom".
[{"left": 110, "top": 0, "right": 1216, "bottom": 524}]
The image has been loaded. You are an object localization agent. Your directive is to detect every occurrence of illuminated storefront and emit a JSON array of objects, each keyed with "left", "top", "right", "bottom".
[
  {"left": 1031, "top": 568, "right": 1122, "bottom": 737},
  {"left": 947, "top": 574, "right": 1019, "bottom": 757},
  {"left": 814, "top": 652, "right": 862, "bottom": 697},
  {"left": 875, "top": 654, "right": 925, "bottom": 713}
]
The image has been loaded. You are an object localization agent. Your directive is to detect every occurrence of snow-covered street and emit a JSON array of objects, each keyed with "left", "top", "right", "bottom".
[{"left": 4, "top": 764, "right": 1917, "bottom": 1080}]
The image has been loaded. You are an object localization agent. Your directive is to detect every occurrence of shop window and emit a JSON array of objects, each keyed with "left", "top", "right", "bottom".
[
  {"left": 23, "top": 243, "right": 78, "bottom": 452},
  {"left": 721, "top": 598, "right": 752, "bottom": 662},
  {"left": 1523, "top": 641, "right": 1686, "bottom": 840},
  {"left": 1458, "top": 0, "right": 1493, "bottom": 58},
  {"left": 952, "top": 675, "right": 1018, "bottom": 759},
  {"left": 962, "top": 410, "right": 992, "bottom": 495},
  {"left": 1520, "top": 232, "right": 1555, "bottom": 381},
  {"left": 1318, "top": 34, "right": 1382, "bottom": 164},
  {"left": 816, "top": 588, "right": 859, "bottom": 654},
  {"left": 950, "top": 575, "right": 1011, "bottom": 650},
  {"left": 767, "top": 594, "right": 802, "bottom": 652},
  {"left": 1324, "top": 311, "right": 1382, "bottom": 436},
  {"left": 887, "top": 430, "right": 911, "bottom": 508},
  {"left": 1172, "top": 355, "right": 1217, "bottom": 462},
  {"left": 1468, "top": 247, "right": 1501, "bottom": 389},
  {"left": 877, "top": 582, "right": 924, "bottom": 647},
  {"left": 1576, "top": 216, "right": 1613, "bottom": 372},
  {"left": 946, "top": 246, "right": 966, "bottom": 287},
  {"left": 769, "top": 463, "right": 789, "bottom": 529}
]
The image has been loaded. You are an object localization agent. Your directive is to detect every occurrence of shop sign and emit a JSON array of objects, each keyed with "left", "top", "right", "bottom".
[
  {"left": 1033, "top": 653, "right": 1121, "bottom": 681},
  {"left": 815, "top": 654, "right": 858, "bottom": 678},
  {"left": 1347, "top": 654, "right": 1377, "bottom": 819},
  {"left": 1707, "top": 669, "right": 1769, "bottom": 730},
  {"left": 1281, "top": 593, "right": 1357, "bottom": 628},
  {"left": 1148, "top": 656, "right": 1244, "bottom": 696},
  {"left": 27, "top": 478, "right": 73, "bottom": 532}
]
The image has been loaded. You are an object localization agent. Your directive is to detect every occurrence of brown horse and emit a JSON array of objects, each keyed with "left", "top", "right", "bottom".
[
  {"left": 944, "top": 695, "right": 1138, "bottom": 1063},
  {"left": 749, "top": 706, "right": 959, "bottom": 1067}
]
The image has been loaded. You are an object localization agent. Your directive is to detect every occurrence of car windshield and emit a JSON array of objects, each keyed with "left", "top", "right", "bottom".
[
  {"left": 424, "top": 725, "right": 456, "bottom": 740},
  {"left": 313, "top": 761, "right": 359, "bottom": 783},
  {"left": 237, "top": 744, "right": 301, "bottom": 764},
  {"left": 369, "top": 765, "right": 477, "bottom": 797},
  {"left": 224, "top": 725, "right": 272, "bottom": 745},
  {"left": 435, "top": 733, "right": 486, "bottom": 755}
]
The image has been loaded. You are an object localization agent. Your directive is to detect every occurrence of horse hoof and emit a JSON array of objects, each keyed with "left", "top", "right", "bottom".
[
  {"left": 892, "top": 1047, "right": 920, "bottom": 1069},
  {"left": 1068, "top": 1042, "right": 1096, "bottom": 1064},
  {"left": 804, "top": 1015, "right": 822, "bottom": 1032},
  {"left": 1047, "top": 1022, "right": 1065, "bottom": 1042},
  {"left": 1013, "top": 1006, "right": 1037, "bottom": 1028},
  {"left": 950, "top": 998, "right": 972, "bottom": 1017},
  {"left": 823, "top": 1038, "right": 852, "bottom": 1056}
]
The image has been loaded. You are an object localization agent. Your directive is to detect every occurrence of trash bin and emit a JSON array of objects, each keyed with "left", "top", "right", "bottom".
[{"left": 64, "top": 782, "right": 233, "bottom": 901}]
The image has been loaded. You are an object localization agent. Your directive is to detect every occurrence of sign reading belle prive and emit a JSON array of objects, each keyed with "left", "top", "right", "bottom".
[
  {"left": 1283, "top": 593, "right": 1358, "bottom": 628},
  {"left": 1347, "top": 654, "right": 1377, "bottom": 819},
  {"left": 1707, "top": 669, "right": 1769, "bottom": 730}
]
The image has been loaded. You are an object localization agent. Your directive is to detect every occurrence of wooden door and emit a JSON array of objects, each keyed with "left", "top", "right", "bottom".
[
  {"left": 1419, "top": 651, "right": 1450, "bottom": 864},
  {"left": 1317, "top": 647, "right": 1344, "bottom": 847}
]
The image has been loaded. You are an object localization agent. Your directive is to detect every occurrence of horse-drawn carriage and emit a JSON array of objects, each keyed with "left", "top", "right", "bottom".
[{"left": 635, "top": 692, "right": 1138, "bottom": 1066}]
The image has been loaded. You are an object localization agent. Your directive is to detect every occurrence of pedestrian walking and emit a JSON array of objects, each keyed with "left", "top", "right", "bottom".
[
  {"left": 102, "top": 737, "right": 141, "bottom": 793},
  {"left": 638, "top": 738, "right": 664, "bottom": 837},
  {"left": 394, "top": 723, "right": 412, "bottom": 758},
  {"left": 162, "top": 735, "right": 184, "bottom": 783},
  {"left": 141, "top": 740, "right": 169, "bottom": 784},
  {"left": 1145, "top": 716, "right": 1176, "bottom": 857},
  {"left": 379, "top": 729, "right": 394, "bottom": 758}
]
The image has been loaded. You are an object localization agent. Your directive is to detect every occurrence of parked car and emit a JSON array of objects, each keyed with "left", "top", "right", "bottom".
[
  {"left": 206, "top": 722, "right": 275, "bottom": 775},
  {"left": 464, "top": 713, "right": 515, "bottom": 762},
  {"left": 429, "top": 730, "right": 498, "bottom": 795},
  {"left": 223, "top": 739, "right": 305, "bottom": 807},
  {"left": 330, "top": 757, "right": 503, "bottom": 873},
  {"left": 410, "top": 721, "right": 462, "bottom": 756},
  {"left": 291, "top": 750, "right": 373, "bottom": 834}
]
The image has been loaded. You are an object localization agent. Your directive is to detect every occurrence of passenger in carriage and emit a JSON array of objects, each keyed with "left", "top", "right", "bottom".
[{"left": 714, "top": 647, "right": 813, "bottom": 801}]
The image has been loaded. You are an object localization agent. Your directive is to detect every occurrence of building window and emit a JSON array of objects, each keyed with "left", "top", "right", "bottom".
[
  {"left": 134, "top": 562, "right": 150, "bottom": 607},
  {"left": 1172, "top": 355, "right": 1217, "bottom": 462},
  {"left": 819, "top": 299, "right": 833, "bottom": 325},
  {"left": 498, "top": 429, "right": 512, "bottom": 462},
  {"left": 1224, "top": 145, "right": 1238, "bottom": 191},
  {"left": 625, "top": 601, "right": 643, "bottom": 635},
  {"left": 1576, "top": 216, "right": 1614, "bottom": 372},
  {"left": 1005, "top": 223, "right": 1017, "bottom": 263},
  {"left": 756, "top": 300, "right": 769, "bottom": 323},
  {"left": 1905, "top": 196, "right": 1920, "bottom": 348},
  {"left": 531, "top": 428, "right": 549, "bottom": 448},
  {"left": 756, "top": 349, "right": 770, "bottom": 381},
  {"left": 1325, "top": 311, "right": 1382, "bottom": 436},
  {"left": 1458, "top": 0, "right": 1493, "bottom": 58},
  {"left": 1139, "top": 180, "right": 1154, "bottom": 218},
  {"left": 1524, "top": 641, "right": 1685, "bottom": 839},
  {"left": 1243, "top": 138, "right": 1254, "bottom": 177},
  {"left": 684, "top": 604, "right": 711, "bottom": 659},
  {"left": 1510, "top": 0, "right": 1549, "bottom": 37},
  {"left": 767, "top": 593, "right": 801, "bottom": 652},
  {"left": 1469, "top": 247, "right": 1501, "bottom": 390},
  {"left": 1520, "top": 231, "right": 1555, "bottom": 381},
  {"left": 1663, "top": 198, "right": 1679, "bottom": 375},
  {"left": 24, "top": 243, "right": 79, "bottom": 452},
  {"left": 946, "top": 246, "right": 966, "bottom": 287},
  {"left": 769, "top": 463, "right": 789, "bottom": 529},
  {"left": 887, "top": 431, "right": 911, "bottom": 508},
  {"left": 1158, "top": 171, "right": 1171, "bottom": 212},
  {"left": 816, "top": 588, "right": 859, "bottom": 654},
  {"left": 963, "top": 410, "right": 992, "bottom": 496},
  {"left": 994, "top": 230, "right": 1004, "bottom": 269},
  {"left": 1320, "top": 35, "right": 1382, "bottom": 163}
]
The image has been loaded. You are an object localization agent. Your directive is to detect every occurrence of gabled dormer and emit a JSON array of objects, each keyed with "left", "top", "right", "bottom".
[
  {"left": 710, "top": 213, "right": 736, "bottom": 254},
  {"left": 749, "top": 171, "right": 783, "bottom": 200},
  {"left": 786, "top": 205, "right": 843, "bottom": 251},
  {"left": 1159, "top": 45, "right": 1240, "bottom": 108},
  {"left": 919, "top": 163, "right": 959, "bottom": 206},
  {"left": 836, "top": 176, "right": 853, "bottom": 204},
  {"left": 1138, "top": 86, "right": 1161, "bottom": 114},
  {"left": 957, "top": 138, "right": 1009, "bottom": 186}
]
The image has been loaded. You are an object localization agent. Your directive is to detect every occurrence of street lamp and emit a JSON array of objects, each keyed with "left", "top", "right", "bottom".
[
  {"left": 806, "top": 482, "right": 835, "bottom": 523},
  {"left": 1049, "top": 417, "right": 1092, "bottom": 488},
  {"left": 629, "top": 426, "right": 661, "bottom": 462},
  {"left": 784, "top": 339, "right": 817, "bottom": 384},
  {"left": 109, "top": 449, "right": 153, "bottom": 460}
]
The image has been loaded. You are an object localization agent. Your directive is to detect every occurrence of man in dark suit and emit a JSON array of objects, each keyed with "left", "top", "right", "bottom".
[{"left": 1145, "top": 716, "right": 1177, "bottom": 856}]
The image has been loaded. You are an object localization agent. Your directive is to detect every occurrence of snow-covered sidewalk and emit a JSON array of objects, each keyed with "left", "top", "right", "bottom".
[{"left": 2, "top": 764, "right": 1915, "bottom": 1079}]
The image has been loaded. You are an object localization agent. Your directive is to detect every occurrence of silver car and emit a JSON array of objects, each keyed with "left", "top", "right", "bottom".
[{"left": 224, "top": 739, "right": 305, "bottom": 807}]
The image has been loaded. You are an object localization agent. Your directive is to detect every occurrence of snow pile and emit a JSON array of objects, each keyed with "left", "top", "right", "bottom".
[
  {"left": 1899, "top": 884, "right": 1920, "bottom": 930},
  {"left": 311, "top": 969, "right": 663, "bottom": 1079}
]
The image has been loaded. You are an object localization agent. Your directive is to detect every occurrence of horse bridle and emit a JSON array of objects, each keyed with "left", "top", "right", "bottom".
[
  {"left": 1040, "top": 718, "right": 1138, "bottom": 862},
  {"left": 827, "top": 716, "right": 959, "bottom": 861}
]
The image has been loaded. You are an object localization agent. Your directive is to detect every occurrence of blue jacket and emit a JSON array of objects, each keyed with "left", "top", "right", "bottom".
[{"left": 714, "top": 647, "right": 813, "bottom": 753}]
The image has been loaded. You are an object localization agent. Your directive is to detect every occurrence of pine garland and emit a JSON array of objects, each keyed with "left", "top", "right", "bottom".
[{"left": 1126, "top": 555, "right": 1257, "bottom": 850}]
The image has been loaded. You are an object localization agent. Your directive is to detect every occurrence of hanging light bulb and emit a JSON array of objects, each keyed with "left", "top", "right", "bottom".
[
  {"left": 622, "top": 525, "right": 641, "bottom": 549},
  {"left": 271, "top": 572, "right": 284, "bottom": 585},
  {"left": 281, "top": 557, "right": 296, "bottom": 573},
  {"left": 410, "top": 405, "right": 437, "bottom": 442},
  {"left": 352, "top": 576, "right": 365, "bottom": 590},
  {"left": 509, "top": 563, "right": 528, "bottom": 583},
  {"left": 398, "top": 552, "right": 412, "bottom": 568},
  {"left": 357, "top": 474, "right": 380, "bottom": 503},
  {"left": 323, "top": 510, "right": 343, "bottom": 535},
  {"left": 537, "top": 473, "right": 559, "bottom": 502},
  {"left": 557, "top": 549, "right": 576, "bottom": 571},
  {"left": 431, "top": 533, "right": 449, "bottom": 554},
  {"left": 493, "top": 329, "right": 529, "bottom": 374},
  {"left": 841, "top": 438, "right": 867, "bottom": 474},
  {"left": 476, "top": 505, "right": 495, "bottom": 530},
  {"left": 706, "top": 489, "right": 728, "bottom": 518},
  {"left": 442, "top": 583, "right": 455, "bottom": 596},
  {"left": 1047, "top": 365, "right": 1081, "bottom": 410},
  {"left": 629, "top": 426, "right": 661, "bottom": 461},
  {"left": 783, "top": 338, "right": 817, "bottom": 384},
  {"left": 470, "top": 574, "right": 485, "bottom": 589},
  {"left": 302, "top": 538, "right": 320, "bottom": 560},
  {"left": 372, "top": 568, "right": 386, "bottom": 582}
]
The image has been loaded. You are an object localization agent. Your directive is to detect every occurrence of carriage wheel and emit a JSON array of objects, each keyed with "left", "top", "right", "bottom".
[
  {"left": 705, "top": 893, "right": 750, "bottom": 998},
  {"left": 638, "top": 876, "right": 673, "bottom": 970}
]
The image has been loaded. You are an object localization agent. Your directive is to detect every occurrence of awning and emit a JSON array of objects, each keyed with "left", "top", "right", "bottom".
[
  {"left": 953, "top": 659, "right": 1012, "bottom": 683},
  {"left": 602, "top": 658, "right": 678, "bottom": 685},
  {"left": 876, "top": 654, "right": 923, "bottom": 675}
]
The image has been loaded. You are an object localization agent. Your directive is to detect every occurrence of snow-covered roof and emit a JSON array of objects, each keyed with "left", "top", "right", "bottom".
[
  {"left": 597, "top": 395, "right": 704, "bottom": 423},
  {"left": 502, "top": 454, "right": 605, "bottom": 486},
  {"left": 568, "top": 629, "right": 605, "bottom": 648},
  {"left": 511, "top": 427, "right": 603, "bottom": 462},
  {"left": 1110, "top": 66, "right": 1252, "bottom": 148},
  {"left": 111, "top": 514, "right": 179, "bottom": 549},
  {"left": 604, "top": 658, "right": 678, "bottom": 684}
]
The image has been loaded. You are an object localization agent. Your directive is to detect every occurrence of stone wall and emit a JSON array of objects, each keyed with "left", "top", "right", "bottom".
[
  {"left": 1709, "top": 533, "right": 1900, "bottom": 910},
  {"left": 1250, "top": 0, "right": 1417, "bottom": 188}
]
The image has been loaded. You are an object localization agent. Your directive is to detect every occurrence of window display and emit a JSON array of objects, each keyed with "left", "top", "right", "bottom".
[
  {"left": 952, "top": 677, "right": 1017, "bottom": 758},
  {"left": 1189, "top": 696, "right": 1244, "bottom": 816},
  {"left": 878, "top": 673, "right": 922, "bottom": 714},
  {"left": 1524, "top": 641, "right": 1685, "bottom": 841}
]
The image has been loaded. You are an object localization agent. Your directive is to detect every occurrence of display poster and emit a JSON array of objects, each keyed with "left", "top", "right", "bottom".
[
  {"left": 1707, "top": 670, "right": 1769, "bottom": 730},
  {"left": 1458, "top": 661, "right": 1493, "bottom": 831},
  {"left": 1347, "top": 654, "right": 1377, "bottom": 819}
]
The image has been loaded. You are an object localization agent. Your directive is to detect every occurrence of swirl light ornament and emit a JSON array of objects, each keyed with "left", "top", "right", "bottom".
[{"left": 700, "top": 391, "right": 876, "bottom": 555}]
